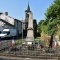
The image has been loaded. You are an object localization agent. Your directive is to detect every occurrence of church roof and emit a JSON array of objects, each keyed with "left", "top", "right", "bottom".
[
  {"left": 27, "top": 3, "right": 30, "bottom": 11},
  {"left": 25, "top": 3, "right": 31, "bottom": 12},
  {"left": 0, "top": 19, "right": 14, "bottom": 27}
]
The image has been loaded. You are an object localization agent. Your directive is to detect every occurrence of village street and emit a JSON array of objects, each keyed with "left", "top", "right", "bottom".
[{"left": 0, "top": 56, "right": 58, "bottom": 60}]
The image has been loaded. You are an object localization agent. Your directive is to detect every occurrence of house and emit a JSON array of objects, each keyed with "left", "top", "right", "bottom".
[{"left": 0, "top": 12, "right": 22, "bottom": 36}]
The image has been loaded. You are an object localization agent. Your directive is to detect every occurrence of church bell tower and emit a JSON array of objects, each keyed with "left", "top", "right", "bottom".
[{"left": 25, "top": 3, "right": 31, "bottom": 30}]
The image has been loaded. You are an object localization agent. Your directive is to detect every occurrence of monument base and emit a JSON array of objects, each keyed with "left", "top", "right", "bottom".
[{"left": 26, "top": 37, "right": 35, "bottom": 45}]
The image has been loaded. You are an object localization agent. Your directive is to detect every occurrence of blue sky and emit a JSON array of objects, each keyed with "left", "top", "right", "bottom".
[{"left": 0, "top": 0, "right": 54, "bottom": 23}]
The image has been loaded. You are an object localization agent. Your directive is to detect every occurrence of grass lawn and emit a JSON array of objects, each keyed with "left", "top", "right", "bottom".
[
  {"left": 15, "top": 37, "right": 45, "bottom": 46},
  {"left": 15, "top": 39, "right": 25, "bottom": 45}
]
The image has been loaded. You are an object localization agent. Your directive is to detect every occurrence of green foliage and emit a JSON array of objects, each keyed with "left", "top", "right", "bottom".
[
  {"left": 15, "top": 40, "right": 22, "bottom": 45},
  {"left": 38, "top": 20, "right": 44, "bottom": 34},
  {"left": 45, "top": 0, "right": 60, "bottom": 21},
  {"left": 35, "top": 39, "right": 45, "bottom": 46},
  {"left": 46, "top": 21, "right": 57, "bottom": 35},
  {"left": 38, "top": 0, "right": 60, "bottom": 36},
  {"left": 54, "top": 0, "right": 60, "bottom": 5}
]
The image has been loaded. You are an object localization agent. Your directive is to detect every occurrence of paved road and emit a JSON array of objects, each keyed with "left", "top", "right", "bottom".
[{"left": 0, "top": 56, "right": 58, "bottom": 60}]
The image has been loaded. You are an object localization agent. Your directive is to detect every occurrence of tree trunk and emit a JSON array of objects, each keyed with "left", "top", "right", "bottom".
[{"left": 49, "top": 35, "right": 53, "bottom": 48}]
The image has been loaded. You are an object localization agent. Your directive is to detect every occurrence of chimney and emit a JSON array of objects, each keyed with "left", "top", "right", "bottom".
[{"left": 5, "top": 12, "right": 8, "bottom": 15}]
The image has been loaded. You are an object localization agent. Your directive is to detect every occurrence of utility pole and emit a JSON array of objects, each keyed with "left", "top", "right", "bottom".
[{"left": 22, "top": 17, "right": 23, "bottom": 44}]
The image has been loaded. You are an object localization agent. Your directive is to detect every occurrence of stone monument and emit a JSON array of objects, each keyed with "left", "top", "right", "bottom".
[{"left": 25, "top": 4, "right": 34, "bottom": 45}]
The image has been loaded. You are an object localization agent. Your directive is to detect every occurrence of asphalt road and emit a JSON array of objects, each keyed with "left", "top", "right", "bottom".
[{"left": 0, "top": 56, "right": 58, "bottom": 60}]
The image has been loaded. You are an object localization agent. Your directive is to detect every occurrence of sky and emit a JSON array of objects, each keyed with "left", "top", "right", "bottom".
[{"left": 0, "top": 0, "right": 54, "bottom": 23}]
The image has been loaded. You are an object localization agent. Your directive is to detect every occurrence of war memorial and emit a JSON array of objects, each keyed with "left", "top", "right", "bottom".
[
  {"left": 0, "top": 1, "right": 60, "bottom": 60},
  {"left": 0, "top": 10, "right": 60, "bottom": 60}
]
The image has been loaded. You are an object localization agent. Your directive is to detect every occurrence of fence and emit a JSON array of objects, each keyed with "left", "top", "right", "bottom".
[
  {"left": 0, "top": 44, "right": 60, "bottom": 58},
  {"left": 0, "top": 40, "right": 60, "bottom": 58}
]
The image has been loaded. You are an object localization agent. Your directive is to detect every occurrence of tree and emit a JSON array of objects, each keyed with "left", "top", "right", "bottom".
[
  {"left": 33, "top": 19, "right": 37, "bottom": 38},
  {"left": 38, "top": 0, "right": 60, "bottom": 48},
  {"left": 45, "top": 0, "right": 60, "bottom": 48},
  {"left": 38, "top": 20, "right": 44, "bottom": 35},
  {"left": 45, "top": 0, "right": 60, "bottom": 21}
]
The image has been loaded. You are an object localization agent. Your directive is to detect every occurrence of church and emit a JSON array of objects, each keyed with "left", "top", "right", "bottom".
[
  {"left": 0, "top": 4, "right": 37, "bottom": 38},
  {"left": 22, "top": 4, "right": 37, "bottom": 38}
]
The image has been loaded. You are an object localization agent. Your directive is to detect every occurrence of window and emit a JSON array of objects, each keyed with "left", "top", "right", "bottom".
[
  {"left": 2, "top": 31, "right": 10, "bottom": 35},
  {"left": 7, "top": 31, "right": 10, "bottom": 35},
  {"left": 26, "top": 14, "right": 29, "bottom": 18},
  {"left": 0, "top": 31, "right": 1, "bottom": 34}
]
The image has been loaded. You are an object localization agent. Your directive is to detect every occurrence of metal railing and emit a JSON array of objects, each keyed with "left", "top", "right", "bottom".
[
  {"left": 0, "top": 41, "right": 60, "bottom": 58},
  {"left": 0, "top": 45, "right": 60, "bottom": 58}
]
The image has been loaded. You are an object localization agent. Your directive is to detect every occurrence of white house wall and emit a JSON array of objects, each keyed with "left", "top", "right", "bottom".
[
  {"left": 0, "top": 26, "right": 3, "bottom": 31},
  {"left": 4, "top": 24, "right": 14, "bottom": 29},
  {"left": 0, "top": 21, "right": 2, "bottom": 26},
  {"left": 0, "top": 13, "right": 22, "bottom": 35},
  {"left": 0, "top": 21, "right": 4, "bottom": 31},
  {"left": 0, "top": 20, "right": 14, "bottom": 31}
]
